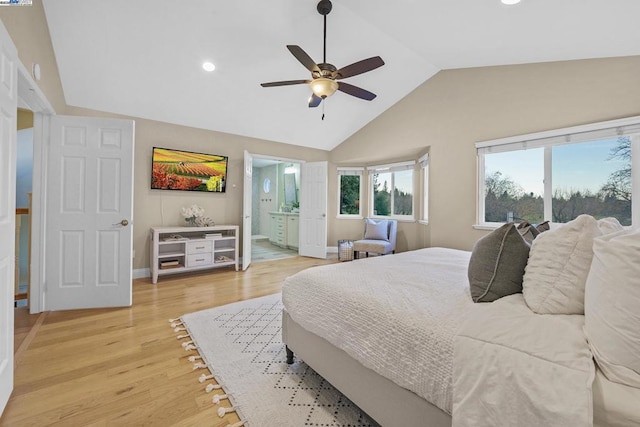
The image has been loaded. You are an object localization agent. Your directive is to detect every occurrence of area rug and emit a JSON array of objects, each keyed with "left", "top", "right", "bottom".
[{"left": 172, "top": 293, "right": 378, "bottom": 427}]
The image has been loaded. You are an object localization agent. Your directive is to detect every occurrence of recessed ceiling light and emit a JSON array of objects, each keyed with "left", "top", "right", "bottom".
[
  {"left": 202, "top": 62, "right": 216, "bottom": 72},
  {"left": 501, "top": 0, "right": 521, "bottom": 4}
]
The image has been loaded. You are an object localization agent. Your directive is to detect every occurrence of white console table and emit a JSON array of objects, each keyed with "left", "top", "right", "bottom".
[{"left": 149, "top": 225, "right": 239, "bottom": 284}]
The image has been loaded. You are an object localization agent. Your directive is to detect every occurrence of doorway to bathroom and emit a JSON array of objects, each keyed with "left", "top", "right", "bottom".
[{"left": 251, "top": 158, "right": 301, "bottom": 262}]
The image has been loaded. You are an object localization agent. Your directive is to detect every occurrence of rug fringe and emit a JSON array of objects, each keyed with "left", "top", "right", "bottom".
[
  {"left": 199, "top": 373, "right": 214, "bottom": 383},
  {"left": 182, "top": 342, "right": 198, "bottom": 351},
  {"left": 213, "top": 393, "right": 229, "bottom": 404},
  {"left": 218, "top": 406, "right": 239, "bottom": 417},
  {"left": 172, "top": 315, "right": 249, "bottom": 427},
  {"left": 205, "top": 383, "right": 223, "bottom": 392}
]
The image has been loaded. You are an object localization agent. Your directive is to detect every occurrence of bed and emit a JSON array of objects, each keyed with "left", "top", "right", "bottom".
[{"left": 281, "top": 247, "right": 640, "bottom": 427}]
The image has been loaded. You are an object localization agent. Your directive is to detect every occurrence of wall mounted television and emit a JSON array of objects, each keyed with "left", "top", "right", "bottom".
[{"left": 151, "top": 147, "right": 227, "bottom": 193}]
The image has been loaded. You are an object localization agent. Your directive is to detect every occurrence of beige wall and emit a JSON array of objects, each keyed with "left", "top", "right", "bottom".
[
  {"left": 0, "top": 0, "right": 66, "bottom": 112},
  {"left": 64, "top": 106, "right": 329, "bottom": 270},
  {"left": 17, "top": 108, "right": 33, "bottom": 130},
  {"left": 329, "top": 56, "right": 640, "bottom": 251}
]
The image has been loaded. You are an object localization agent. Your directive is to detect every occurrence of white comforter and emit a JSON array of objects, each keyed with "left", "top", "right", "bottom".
[
  {"left": 282, "top": 247, "right": 473, "bottom": 413},
  {"left": 453, "top": 294, "right": 595, "bottom": 427}
]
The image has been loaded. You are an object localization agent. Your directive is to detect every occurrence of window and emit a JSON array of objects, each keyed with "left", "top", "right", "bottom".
[
  {"left": 552, "top": 139, "right": 631, "bottom": 225},
  {"left": 337, "top": 167, "right": 363, "bottom": 217},
  {"left": 420, "top": 154, "right": 429, "bottom": 223},
  {"left": 483, "top": 148, "right": 544, "bottom": 223},
  {"left": 368, "top": 161, "right": 415, "bottom": 220},
  {"left": 477, "top": 117, "right": 640, "bottom": 227}
]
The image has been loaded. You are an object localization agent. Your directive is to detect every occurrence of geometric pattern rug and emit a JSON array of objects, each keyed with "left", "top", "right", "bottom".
[{"left": 172, "top": 293, "right": 379, "bottom": 426}]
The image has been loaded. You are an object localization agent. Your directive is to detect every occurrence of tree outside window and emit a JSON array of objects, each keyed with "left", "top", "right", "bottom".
[
  {"left": 339, "top": 174, "right": 361, "bottom": 215},
  {"left": 372, "top": 169, "right": 413, "bottom": 218},
  {"left": 483, "top": 136, "right": 633, "bottom": 226}
]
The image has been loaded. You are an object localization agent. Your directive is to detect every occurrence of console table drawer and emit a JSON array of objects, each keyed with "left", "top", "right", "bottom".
[
  {"left": 186, "top": 240, "right": 213, "bottom": 254},
  {"left": 186, "top": 252, "right": 213, "bottom": 267}
]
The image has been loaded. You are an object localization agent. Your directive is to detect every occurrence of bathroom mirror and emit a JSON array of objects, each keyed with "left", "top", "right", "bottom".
[{"left": 284, "top": 173, "right": 297, "bottom": 204}]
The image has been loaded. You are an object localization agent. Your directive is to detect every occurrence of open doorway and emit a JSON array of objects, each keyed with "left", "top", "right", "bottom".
[
  {"left": 251, "top": 158, "right": 301, "bottom": 262},
  {"left": 14, "top": 108, "right": 33, "bottom": 308}
]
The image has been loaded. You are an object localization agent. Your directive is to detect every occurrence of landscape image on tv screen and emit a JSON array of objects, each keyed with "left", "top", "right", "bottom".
[{"left": 151, "top": 147, "right": 227, "bottom": 192}]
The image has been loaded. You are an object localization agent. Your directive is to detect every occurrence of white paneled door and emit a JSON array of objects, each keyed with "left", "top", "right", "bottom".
[
  {"left": 44, "top": 116, "right": 134, "bottom": 310},
  {"left": 299, "top": 161, "right": 327, "bottom": 258},
  {"left": 242, "top": 151, "right": 253, "bottom": 270},
  {"left": 0, "top": 19, "right": 17, "bottom": 416}
]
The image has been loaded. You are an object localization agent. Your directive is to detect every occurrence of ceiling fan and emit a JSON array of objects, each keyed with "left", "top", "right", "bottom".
[{"left": 260, "top": 0, "right": 384, "bottom": 108}]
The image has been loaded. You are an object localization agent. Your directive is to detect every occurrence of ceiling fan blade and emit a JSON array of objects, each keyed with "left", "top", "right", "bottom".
[
  {"left": 287, "top": 45, "right": 320, "bottom": 73},
  {"left": 260, "top": 79, "right": 311, "bottom": 87},
  {"left": 334, "top": 56, "right": 385, "bottom": 80},
  {"left": 337, "top": 82, "right": 377, "bottom": 101},
  {"left": 308, "top": 94, "right": 322, "bottom": 108}
]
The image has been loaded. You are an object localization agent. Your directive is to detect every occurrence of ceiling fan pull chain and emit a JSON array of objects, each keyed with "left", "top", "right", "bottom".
[{"left": 322, "top": 100, "right": 325, "bottom": 121}]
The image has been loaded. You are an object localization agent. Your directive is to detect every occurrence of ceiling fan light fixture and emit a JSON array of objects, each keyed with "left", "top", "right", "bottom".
[
  {"left": 501, "top": 0, "right": 521, "bottom": 4},
  {"left": 260, "top": 0, "right": 382, "bottom": 107},
  {"left": 310, "top": 78, "right": 338, "bottom": 98}
]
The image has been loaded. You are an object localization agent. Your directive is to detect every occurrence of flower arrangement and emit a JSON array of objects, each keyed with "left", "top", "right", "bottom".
[{"left": 181, "top": 204, "right": 205, "bottom": 226}]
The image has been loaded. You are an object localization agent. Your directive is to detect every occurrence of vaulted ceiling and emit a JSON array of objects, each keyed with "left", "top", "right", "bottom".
[{"left": 42, "top": 0, "right": 640, "bottom": 151}]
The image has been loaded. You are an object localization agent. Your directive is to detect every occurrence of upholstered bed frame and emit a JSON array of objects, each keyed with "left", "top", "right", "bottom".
[{"left": 282, "top": 310, "right": 451, "bottom": 427}]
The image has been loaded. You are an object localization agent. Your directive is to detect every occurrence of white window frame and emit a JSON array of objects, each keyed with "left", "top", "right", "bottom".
[
  {"left": 336, "top": 167, "right": 364, "bottom": 219},
  {"left": 475, "top": 116, "right": 640, "bottom": 229},
  {"left": 419, "top": 154, "right": 429, "bottom": 224},
  {"left": 368, "top": 160, "right": 415, "bottom": 221}
]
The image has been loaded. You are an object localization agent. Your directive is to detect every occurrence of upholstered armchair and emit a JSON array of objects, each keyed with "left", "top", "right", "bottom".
[{"left": 353, "top": 218, "right": 397, "bottom": 258}]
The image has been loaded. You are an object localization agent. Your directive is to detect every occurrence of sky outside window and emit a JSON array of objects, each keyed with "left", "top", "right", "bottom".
[
  {"left": 484, "top": 137, "right": 632, "bottom": 224},
  {"left": 485, "top": 148, "right": 544, "bottom": 196},
  {"left": 486, "top": 139, "right": 624, "bottom": 196},
  {"left": 553, "top": 138, "right": 625, "bottom": 194}
]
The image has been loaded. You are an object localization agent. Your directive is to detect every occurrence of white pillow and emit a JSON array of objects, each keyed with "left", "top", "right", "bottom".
[
  {"left": 523, "top": 214, "right": 601, "bottom": 314},
  {"left": 596, "top": 217, "right": 624, "bottom": 235},
  {"left": 585, "top": 229, "right": 640, "bottom": 388},
  {"left": 363, "top": 219, "right": 388, "bottom": 241}
]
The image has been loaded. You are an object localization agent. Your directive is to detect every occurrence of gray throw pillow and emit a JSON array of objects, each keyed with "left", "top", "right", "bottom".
[
  {"left": 468, "top": 223, "right": 531, "bottom": 303},
  {"left": 536, "top": 221, "right": 550, "bottom": 232},
  {"left": 364, "top": 219, "right": 389, "bottom": 241},
  {"left": 517, "top": 222, "right": 540, "bottom": 244}
]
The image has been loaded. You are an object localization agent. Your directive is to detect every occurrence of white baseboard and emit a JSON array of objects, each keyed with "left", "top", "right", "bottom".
[{"left": 133, "top": 268, "right": 150, "bottom": 279}]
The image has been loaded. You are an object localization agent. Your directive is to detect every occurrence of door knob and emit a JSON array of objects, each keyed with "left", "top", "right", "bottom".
[{"left": 114, "top": 219, "right": 129, "bottom": 226}]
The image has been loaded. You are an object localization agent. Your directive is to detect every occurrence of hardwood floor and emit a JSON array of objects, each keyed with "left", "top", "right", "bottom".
[
  {"left": 251, "top": 238, "right": 298, "bottom": 262},
  {"left": 1, "top": 256, "right": 337, "bottom": 426}
]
